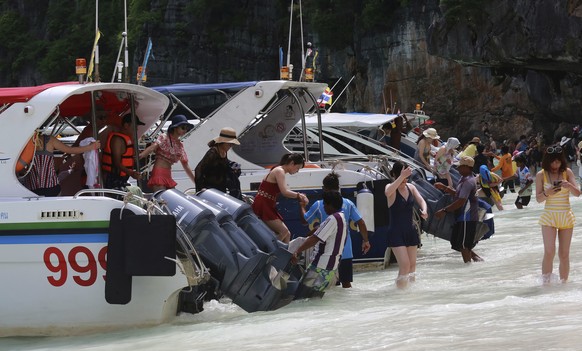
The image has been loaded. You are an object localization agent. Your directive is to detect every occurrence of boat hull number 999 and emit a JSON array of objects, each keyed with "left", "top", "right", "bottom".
[{"left": 43, "top": 246, "right": 107, "bottom": 287}]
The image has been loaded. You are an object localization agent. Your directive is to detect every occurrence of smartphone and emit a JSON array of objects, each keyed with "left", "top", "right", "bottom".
[{"left": 553, "top": 180, "right": 562, "bottom": 190}]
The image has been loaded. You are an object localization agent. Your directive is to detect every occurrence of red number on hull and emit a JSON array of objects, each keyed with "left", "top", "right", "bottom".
[
  {"left": 44, "top": 247, "right": 67, "bottom": 287},
  {"left": 44, "top": 246, "right": 107, "bottom": 287}
]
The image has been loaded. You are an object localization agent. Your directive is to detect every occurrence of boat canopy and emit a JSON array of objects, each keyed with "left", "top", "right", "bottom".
[
  {"left": 300, "top": 112, "right": 399, "bottom": 128},
  {"left": 151, "top": 81, "right": 258, "bottom": 97},
  {"left": 0, "top": 82, "right": 78, "bottom": 104}
]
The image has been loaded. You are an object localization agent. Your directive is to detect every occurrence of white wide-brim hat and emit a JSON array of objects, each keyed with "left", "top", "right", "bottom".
[{"left": 423, "top": 128, "right": 440, "bottom": 139}]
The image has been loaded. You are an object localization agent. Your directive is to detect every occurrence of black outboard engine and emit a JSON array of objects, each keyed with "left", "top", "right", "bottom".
[
  {"left": 154, "top": 189, "right": 294, "bottom": 312},
  {"left": 191, "top": 196, "right": 260, "bottom": 258},
  {"left": 196, "top": 188, "right": 281, "bottom": 253},
  {"left": 196, "top": 188, "right": 301, "bottom": 295}
]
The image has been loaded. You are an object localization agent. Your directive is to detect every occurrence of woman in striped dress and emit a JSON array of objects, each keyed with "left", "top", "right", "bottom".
[
  {"left": 26, "top": 133, "right": 100, "bottom": 196},
  {"left": 535, "top": 145, "right": 581, "bottom": 283}
]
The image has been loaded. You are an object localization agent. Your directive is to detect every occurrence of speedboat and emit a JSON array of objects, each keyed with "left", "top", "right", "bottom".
[
  {"left": 0, "top": 82, "right": 214, "bottom": 336},
  {"left": 149, "top": 82, "right": 413, "bottom": 267},
  {"left": 148, "top": 81, "right": 494, "bottom": 269},
  {"left": 0, "top": 82, "right": 303, "bottom": 336}
]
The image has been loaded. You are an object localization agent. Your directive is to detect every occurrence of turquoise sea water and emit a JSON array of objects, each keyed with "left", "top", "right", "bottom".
[{"left": 3, "top": 189, "right": 582, "bottom": 351}]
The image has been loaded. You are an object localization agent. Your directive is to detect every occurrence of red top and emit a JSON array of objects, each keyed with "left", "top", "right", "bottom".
[{"left": 252, "top": 180, "right": 282, "bottom": 221}]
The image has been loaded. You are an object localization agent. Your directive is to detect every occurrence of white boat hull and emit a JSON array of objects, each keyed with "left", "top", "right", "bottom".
[{"left": 0, "top": 197, "right": 190, "bottom": 336}]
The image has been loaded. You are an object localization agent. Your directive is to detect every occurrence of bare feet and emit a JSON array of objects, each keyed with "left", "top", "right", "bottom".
[{"left": 471, "top": 250, "right": 483, "bottom": 262}]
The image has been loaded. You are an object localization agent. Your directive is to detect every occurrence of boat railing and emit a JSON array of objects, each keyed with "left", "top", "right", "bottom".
[
  {"left": 73, "top": 188, "right": 210, "bottom": 286},
  {"left": 319, "top": 126, "right": 432, "bottom": 179}
]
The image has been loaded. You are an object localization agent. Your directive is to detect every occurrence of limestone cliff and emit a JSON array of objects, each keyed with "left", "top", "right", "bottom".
[
  {"left": 2, "top": 0, "right": 581, "bottom": 144},
  {"left": 315, "top": 0, "right": 582, "bottom": 143}
]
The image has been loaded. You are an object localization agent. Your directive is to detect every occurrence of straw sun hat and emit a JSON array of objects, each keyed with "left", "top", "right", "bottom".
[
  {"left": 454, "top": 155, "right": 475, "bottom": 168},
  {"left": 212, "top": 127, "right": 240, "bottom": 145},
  {"left": 422, "top": 128, "right": 440, "bottom": 139}
]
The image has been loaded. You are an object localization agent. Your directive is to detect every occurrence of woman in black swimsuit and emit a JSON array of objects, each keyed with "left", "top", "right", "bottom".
[{"left": 384, "top": 161, "right": 428, "bottom": 289}]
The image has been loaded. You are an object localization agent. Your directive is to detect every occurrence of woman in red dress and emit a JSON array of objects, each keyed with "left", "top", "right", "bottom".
[{"left": 252, "top": 153, "right": 309, "bottom": 243}]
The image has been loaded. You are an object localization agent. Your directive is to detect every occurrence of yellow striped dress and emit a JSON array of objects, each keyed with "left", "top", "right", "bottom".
[{"left": 539, "top": 171, "right": 575, "bottom": 229}]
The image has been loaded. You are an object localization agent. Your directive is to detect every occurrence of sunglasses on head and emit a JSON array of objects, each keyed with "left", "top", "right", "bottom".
[{"left": 546, "top": 146, "right": 562, "bottom": 154}]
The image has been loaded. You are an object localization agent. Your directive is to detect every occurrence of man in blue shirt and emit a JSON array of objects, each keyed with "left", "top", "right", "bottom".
[{"left": 299, "top": 172, "right": 370, "bottom": 288}]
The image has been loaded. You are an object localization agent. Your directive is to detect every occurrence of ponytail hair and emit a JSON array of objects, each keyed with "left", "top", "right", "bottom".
[{"left": 278, "top": 153, "right": 305, "bottom": 167}]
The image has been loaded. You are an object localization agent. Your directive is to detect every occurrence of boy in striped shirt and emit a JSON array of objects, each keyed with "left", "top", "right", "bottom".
[{"left": 291, "top": 191, "right": 347, "bottom": 293}]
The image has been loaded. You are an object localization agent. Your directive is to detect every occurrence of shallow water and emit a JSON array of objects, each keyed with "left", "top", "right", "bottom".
[{"left": 3, "top": 191, "right": 582, "bottom": 351}]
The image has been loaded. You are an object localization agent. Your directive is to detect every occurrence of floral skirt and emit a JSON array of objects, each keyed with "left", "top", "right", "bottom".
[{"left": 148, "top": 167, "right": 177, "bottom": 189}]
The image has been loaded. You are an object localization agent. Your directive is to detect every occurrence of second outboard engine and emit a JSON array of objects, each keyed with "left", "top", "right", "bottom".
[
  {"left": 196, "top": 188, "right": 301, "bottom": 296},
  {"left": 196, "top": 188, "right": 281, "bottom": 253},
  {"left": 154, "top": 189, "right": 294, "bottom": 312}
]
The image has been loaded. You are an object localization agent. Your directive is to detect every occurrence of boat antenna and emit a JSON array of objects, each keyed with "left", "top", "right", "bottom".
[
  {"left": 123, "top": 0, "right": 129, "bottom": 82},
  {"left": 94, "top": 0, "right": 100, "bottom": 82},
  {"left": 328, "top": 75, "right": 355, "bottom": 112},
  {"left": 329, "top": 77, "right": 342, "bottom": 91},
  {"left": 299, "top": 0, "right": 305, "bottom": 80},
  {"left": 287, "top": 0, "right": 293, "bottom": 80},
  {"left": 286, "top": 0, "right": 293, "bottom": 68},
  {"left": 111, "top": 32, "right": 127, "bottom": 82}
]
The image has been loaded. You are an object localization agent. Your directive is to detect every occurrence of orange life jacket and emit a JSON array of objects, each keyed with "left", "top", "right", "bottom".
[{"left": 102, "top": 132, "right": 134, "bottom": 176}]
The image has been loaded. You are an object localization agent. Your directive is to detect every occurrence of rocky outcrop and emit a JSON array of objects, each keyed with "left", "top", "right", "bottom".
[
  {"left": 2, "top": 0, "right": 580, "bottom": 144},
  {"left": 316, "top": 0, "right": 581, "bottom": 144}
]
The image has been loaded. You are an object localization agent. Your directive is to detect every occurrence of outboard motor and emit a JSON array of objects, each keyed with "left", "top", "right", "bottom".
[
  {"left": 196, "top": 188, "right": 301, "bottom": 295},
  {"left": 196, "top": 189, "right": 286, "bottom": 254},
  {"left": 191, "top": 196, "right": 260, "bottom": 258},
  {"left": 154, "top": 189, "right": 294, "bottom": 312}
]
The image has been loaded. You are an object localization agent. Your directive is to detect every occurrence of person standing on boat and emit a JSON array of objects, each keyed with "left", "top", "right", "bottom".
[
  {"left": 434, "top": 137, "right": 460, "bottom": 186},
  {"left": 194, "top": 127, "right": 242, "bottom": 199},
  {"left": 252, "top": 153, "right": 309, "bottom": 243},
  {"left": 299, "top": 172, "right": 371, "bottom": 288},
  {"left": 535, "top": 145, "right": 580, "bottom": 283},
  {"left": 435, "top": 156, "right": 483, "bottom": 263},
  {"left": 24, "top": 133, "right": 100, "bottom": 196},
  {"left": 102, "top": 114, "right": 143, "bottom": 190},
  {"left": 414, "top": 127, "right": 439, "bottom": 171},
  {"left": 291, "top": 191, "right": 347, "bottom": 294},
  {"left": 139, "top": 115, "right": 196, "bottom": 192},
  {"left": 385, "top": 161, "right": 428, "bottom": 288}
]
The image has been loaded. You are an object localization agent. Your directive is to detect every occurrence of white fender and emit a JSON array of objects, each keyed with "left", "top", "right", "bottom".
[{"left": 356, "top": 188, "right": 375, "bottom": 232}]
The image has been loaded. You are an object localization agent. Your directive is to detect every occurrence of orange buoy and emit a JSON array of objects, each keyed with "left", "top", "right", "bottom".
[{"left": 16, "top": 137, "right": 35, "bottom": 173}]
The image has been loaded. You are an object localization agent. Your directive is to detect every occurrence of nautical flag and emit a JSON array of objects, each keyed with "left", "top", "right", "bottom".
[
  {"left": 87, "top": 30, "right": 102, "bottom": 81},
  {"left": 317, "top": 87, "right": 333, "bottom": 107},
  {"left": 312, "top": 50, "right": 318, "bottom": 70},
  {"left": 138, "top": 38, "right": 153, "bottom": 83},
  {"left": 279, "top": 47, "right": 284, "bottom": 69}
]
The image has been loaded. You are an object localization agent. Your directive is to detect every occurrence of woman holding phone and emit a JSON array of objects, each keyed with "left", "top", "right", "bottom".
[{"left": 535, "top": 144, "right": 581, "bottom": 284}]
